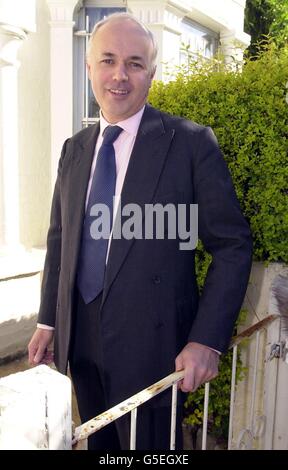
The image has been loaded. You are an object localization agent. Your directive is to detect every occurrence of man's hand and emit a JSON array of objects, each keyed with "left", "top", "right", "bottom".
[
  {"left": 175, "top": 342, "right": 219, "bottom": 392},
  {"left": 28, "top": 328, "right": 54, "bottom": 366}
]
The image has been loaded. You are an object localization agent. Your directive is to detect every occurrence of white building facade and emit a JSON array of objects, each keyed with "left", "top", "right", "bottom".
[{"left": 0, "top": 0, "right": 250, "bottom": 359}]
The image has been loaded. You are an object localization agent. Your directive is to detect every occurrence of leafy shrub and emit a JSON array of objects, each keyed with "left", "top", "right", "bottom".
[{"left": 149, "top": 44, "right": 288, "bottom": 263}]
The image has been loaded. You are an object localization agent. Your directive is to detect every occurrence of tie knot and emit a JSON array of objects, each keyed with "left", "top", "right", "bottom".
[{"left": 102, "top": 125, "right": 123, "bottom": 145}]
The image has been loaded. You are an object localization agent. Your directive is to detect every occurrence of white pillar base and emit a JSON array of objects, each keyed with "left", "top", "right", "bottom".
[{"left": 0, "top": 365, "right": 72, "bottom": 450}]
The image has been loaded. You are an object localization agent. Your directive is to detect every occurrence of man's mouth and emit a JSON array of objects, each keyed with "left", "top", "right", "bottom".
[{"left": 109, "top": 89, "right": 129, "bottom": 95}]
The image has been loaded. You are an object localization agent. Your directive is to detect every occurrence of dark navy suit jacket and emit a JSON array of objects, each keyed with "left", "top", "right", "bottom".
[{"left": 38, "top": 104, "right": 252, "bottom": 407}]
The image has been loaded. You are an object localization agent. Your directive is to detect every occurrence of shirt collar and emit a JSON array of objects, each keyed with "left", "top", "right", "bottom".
[{"left": 99, "top": 106, "right": 145, "bottom": 138}]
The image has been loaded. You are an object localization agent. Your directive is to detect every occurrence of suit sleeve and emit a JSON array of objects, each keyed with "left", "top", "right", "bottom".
[
  {"left": 188, "top": 127, "right": 253, "bottom": 352},
  {"left": 37, "top": 139, "right": 70, "bottom": 327}
]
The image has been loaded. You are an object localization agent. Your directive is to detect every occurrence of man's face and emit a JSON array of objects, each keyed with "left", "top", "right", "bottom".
[{"left": 87, "top": 19, "right": 156, "bottom": 123}]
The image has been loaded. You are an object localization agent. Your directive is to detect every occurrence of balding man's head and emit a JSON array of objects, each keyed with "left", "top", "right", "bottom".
[
  {"left": 86, "top": 13, "right": 157, "bottom": 123},
  {"left": 86, "top": 13, "right": 158, "bottom": 73}
]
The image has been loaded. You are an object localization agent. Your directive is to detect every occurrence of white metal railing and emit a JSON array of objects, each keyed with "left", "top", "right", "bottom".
[
  {"left": 72, "top": 314, "right": 280, "bottom": 450},
  {"left": 73, "top": 370, "right": 185, "bottom": 450},
  {"left": 0, "top": 314, "right": 284, "bottom": 449}
]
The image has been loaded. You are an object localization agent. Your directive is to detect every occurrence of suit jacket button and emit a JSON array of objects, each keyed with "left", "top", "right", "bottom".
[{"left": 153, "top": 275, "right": 161, "bottom": 284}]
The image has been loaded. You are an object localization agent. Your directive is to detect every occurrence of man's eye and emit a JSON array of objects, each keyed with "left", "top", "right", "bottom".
[
  {"left": 102, "top": 59, "right": 113, "bottom": 64},
  {"left": 130, "top": 62, "right": 142, "bottom": 68}
]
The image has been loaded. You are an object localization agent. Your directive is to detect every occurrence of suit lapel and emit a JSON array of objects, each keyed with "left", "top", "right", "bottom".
[
  {"left": 68, "top": 122, "right": 100, "bottom": 280},
  {"left": 102, "top": 106, "right": 175, "bottom": 306}
]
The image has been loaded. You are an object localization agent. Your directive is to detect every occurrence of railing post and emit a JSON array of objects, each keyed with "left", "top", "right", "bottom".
[
  {"left": 202, "top": 382, "right": 210, "bottom": 450},
  {"left": 170, "top": 383, "right": 178, "bottom": 450},
  {"left": 228, "top": 345, "right": 238, "bottom": 449},
  {"left": 130, "top": 408, "right": 138, "bottom": 450},
  {"left": 0, "top": 365, "right": 72, "bottom": 449}
]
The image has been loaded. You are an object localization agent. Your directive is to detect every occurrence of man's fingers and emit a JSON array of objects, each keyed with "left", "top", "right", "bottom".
[
  {"left": 181, "top": 371, "right": 195, "bottom": 393},
  {"left": 175, "top": 356, "right": 184, "bottom": 388},
  {"left": 175, "top": 356, "right": 183, "bottom": 372},
  {"left": 32, "top": 347, "right": 54, "bottom": 365},
  {"left": 175, "top": 342, "right": 220, "bottom": 393},
  {"left": 181, "top": 369, "right": 209, "bottom": 393},
  {"left": 33, "top": 346, "right": 46, "bottom": 364},
  {"left": 28, "top": 341, "right": 40, "bottom": 364},
  {"left": 28, "top": 328, "right": 54, "bottom": 366},
  {"left": 40, "top": 350, "right": 54, "bottom": 365}
]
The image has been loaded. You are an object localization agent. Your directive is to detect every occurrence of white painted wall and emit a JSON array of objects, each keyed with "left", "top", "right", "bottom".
[
  {"left": 18, "top": 0, "right": 51, "bottom": 248},
  {"left": 0, "top": 0, "right": 36, "bottom": 32},
  {"left": 0, "top": 249, "right": 45, "bottom": 360},
  {"left": 0, "top": 0, "right": 47, "bottom": 362},
  {"left": 231, "top": 263, "right": 288, "bottom": 450},
  {"left": 183, "top": 0, "right": 246, "bottom": 31}
]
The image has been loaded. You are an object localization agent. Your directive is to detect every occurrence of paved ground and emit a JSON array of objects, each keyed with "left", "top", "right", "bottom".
[{"left": 0, "top": 354, "right": 30, "bottom": 378}]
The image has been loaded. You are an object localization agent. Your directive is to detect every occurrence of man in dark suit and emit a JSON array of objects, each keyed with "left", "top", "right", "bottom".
[{"left": 28, "top": 13, "right": 252, "bottom": 450}]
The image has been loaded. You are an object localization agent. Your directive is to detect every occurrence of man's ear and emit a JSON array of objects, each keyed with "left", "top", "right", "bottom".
[
  {"left": 86, "top": 62, "right": 92, "bottom": 80},
  {"left": 150, "top": 65, "right": 157, "bottom": 81}
]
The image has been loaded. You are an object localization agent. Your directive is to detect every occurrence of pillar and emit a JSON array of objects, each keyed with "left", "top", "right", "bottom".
[
  {"left": 46, "top": 0, "right": 82, "bottom": 186},
  {"left": 0, "top": 23, "right": 26, "bottom": 249}
]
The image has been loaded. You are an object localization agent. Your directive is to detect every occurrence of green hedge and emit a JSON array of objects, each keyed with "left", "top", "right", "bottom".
[{"left": 149, "top": 45, "right": 288, "bottom": 263}]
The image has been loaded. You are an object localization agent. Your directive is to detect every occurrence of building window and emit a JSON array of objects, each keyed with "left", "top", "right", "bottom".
[
  {"left": 73, "top": 5, "right": 126, "bottom": 131},
  {"left": 180, "top": 18, "right": 219, "bottom": 65}
]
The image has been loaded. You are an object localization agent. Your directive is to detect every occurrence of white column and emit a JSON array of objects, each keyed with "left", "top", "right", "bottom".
[
  {"left": 46, "top": 0, "right": 82, "bottom": 187},
  {"left": 0, "top": 24, "right": 26, "bottom": 249},
  {"left": 220, "top": 30, "right": 251, "bottom": 69}
]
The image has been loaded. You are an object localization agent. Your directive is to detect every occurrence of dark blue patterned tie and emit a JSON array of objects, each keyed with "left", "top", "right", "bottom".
[{"left": 77, "top": 125, "right": 123, "bottom": 304}]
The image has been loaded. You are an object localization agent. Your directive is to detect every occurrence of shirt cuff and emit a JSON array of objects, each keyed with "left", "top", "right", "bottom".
[{"left": 37, "top": 323, "right": 55, "bottom": 331}]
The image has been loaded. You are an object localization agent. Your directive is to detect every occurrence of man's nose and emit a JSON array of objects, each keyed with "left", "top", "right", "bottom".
[{"left": 113, "top": 64, "right": 128, "bottom": 82}]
